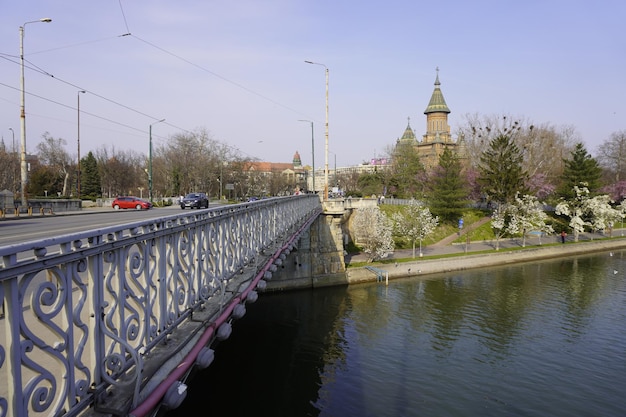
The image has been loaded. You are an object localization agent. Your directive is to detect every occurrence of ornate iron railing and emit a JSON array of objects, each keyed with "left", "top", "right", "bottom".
[{"left": 0, "top": 195, "right": 321, "bottom": 417}]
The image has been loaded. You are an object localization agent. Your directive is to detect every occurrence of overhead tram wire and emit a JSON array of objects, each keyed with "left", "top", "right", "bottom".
[
  {"left": 129, "top": 34, "right": 309, "bottom": 119},
  {"left": 4, "top": 5, "right": 315, "bottom": 158},
  {"left": 115, "top": 0, "right": 315, "bottom": 126},
  {"left": 4, "top": 13, "right": 315, "bottom": 127},
  {"left": 0, "top": 81, "right": 149, "bottom": 136},
  {"left": 0, "top": 54, "right": 191, "bottom": 135},
  {"left": 23, "top": 33, "right": 132, "bottom": 56},
  {"left": 117, "top": 0, "right": 132, "bottom": 34}
]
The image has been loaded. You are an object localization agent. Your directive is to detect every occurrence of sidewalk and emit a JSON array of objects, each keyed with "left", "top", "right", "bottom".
[{"left": 0, "top": 203, "right": 180, "bottom": 220}]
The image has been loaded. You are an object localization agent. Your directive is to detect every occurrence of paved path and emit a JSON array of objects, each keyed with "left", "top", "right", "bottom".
[{"left": 346, "top": 224, "right": 624, "bottom": 264}]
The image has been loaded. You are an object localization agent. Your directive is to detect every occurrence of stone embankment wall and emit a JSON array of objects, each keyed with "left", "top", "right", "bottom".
[
  {"left": 266, "top": 211, "right": 349, "bottom": 291},
  {"left": 345, "top": 239, "right": 626, "bottom": 284},
  {"left": 266, "top": 213, "right": 626, "bottom": 290}
]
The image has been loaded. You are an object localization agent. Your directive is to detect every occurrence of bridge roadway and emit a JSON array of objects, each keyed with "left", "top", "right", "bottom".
[{"left": 0, "top": 195, "right": 322, "bottom": 417}]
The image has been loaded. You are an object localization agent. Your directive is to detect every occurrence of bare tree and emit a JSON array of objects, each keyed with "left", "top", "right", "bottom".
[
  {"left": 36, "top": 132, "right": 73, "bottom": 196},
  {"left": 95, "top": 145, "right": 145, "bottom": 198},
  {"left": 458, "top": 114, "right": 578, "bottom": 200},
  {"left": 154, "top": 128, "right": 247, "bottom": 198},
  {"left": 0, "top": 140, "right": 19, "bottom": 195},
  {"left": 597, "top": 130, "right": 626, "bottom": 183}
]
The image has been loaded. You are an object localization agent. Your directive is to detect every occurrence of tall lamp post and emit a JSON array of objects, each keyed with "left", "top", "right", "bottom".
[
  {"left": 329, "top": 150, "right": 337, "bottom": 188},
  {"left": 77, "top": 90, "right": 85, "bottom": 199},
  {"left": 298, "top": 120, "right": 315, "bottom": 193},
  {"left": 9, "top": 127, "right": 16, "bottom": 196},
  {"left": 304, "top": 60, "right": 329, "bottom": 200},
  {"left": 19, "top": 17, "right": 52, "bottom": 206},
  {"left": 149, "top": 119, "right": 165, "bottom": 203}
]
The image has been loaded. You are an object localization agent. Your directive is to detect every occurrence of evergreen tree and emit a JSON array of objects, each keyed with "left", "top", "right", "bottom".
[
  {"left": 478, "top": 134, "right": 527, "bottom": 204},
  {"left": 557, "top": 142, "right": 602, "bottom": 199},
  {"left": 356, "top": 171, "right": 385, "bottom": 197},
  {"left": 389, "top": 141, "right": 425, "bottom": 198},
  {"left": 428, "top": 147, "right": 469, "bottom": 222},
  {"left": 81, "top": 151, "right": 102, "bottom": 198}
]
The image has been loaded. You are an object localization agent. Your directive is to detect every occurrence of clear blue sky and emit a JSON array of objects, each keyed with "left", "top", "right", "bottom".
[{"left": 1, "top": 1, "right": 624, "bottom": 168}]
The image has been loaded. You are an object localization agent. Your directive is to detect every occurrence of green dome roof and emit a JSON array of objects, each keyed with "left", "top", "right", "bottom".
[
  {"left": 400, "top": 118, "right": 416, "bottom": 141},
  {"left": 424, "top": 70, "right": 450, "bottom": 114}
]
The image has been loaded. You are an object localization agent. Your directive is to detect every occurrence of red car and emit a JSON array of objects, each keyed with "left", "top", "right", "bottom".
[{"left": 112, "top": 196, "right": 152, "bottom": 210}]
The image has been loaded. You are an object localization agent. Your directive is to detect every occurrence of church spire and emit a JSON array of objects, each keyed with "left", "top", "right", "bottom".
[{"left": 424, "top": 67, "right": 450, "bottom": 114}]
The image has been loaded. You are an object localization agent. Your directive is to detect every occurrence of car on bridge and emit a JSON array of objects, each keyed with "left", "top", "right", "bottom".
[
  {"left": 180, "top": 192, "right": 209, "bottom": 209},
  {"left": 112, "top": 196, "right": 152, "bottom": 210}
]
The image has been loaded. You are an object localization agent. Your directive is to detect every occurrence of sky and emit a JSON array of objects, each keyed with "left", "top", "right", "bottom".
[{"left": 1, "top": 0, "right": 625, "bottom": 169}]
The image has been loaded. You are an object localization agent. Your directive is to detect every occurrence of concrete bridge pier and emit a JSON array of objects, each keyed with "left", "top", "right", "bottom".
[{"left": 266, "top": 208, "right": 351, "bottom": 290}]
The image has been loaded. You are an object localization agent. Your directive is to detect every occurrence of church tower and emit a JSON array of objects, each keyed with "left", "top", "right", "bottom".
[
  {"left": 418, "top": 68, "right": 454, "bottom": 168},
  {"left": 393, "top": 68, "right": 465, "bottom": 170}
]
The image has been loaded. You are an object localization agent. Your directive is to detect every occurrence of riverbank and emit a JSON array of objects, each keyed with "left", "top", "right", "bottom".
[
  {"left": 341, "top": 238, "right": 626, "bottom": 286},
  {"left": 267, "top": 235, "right": 626, "bottom": 291}
]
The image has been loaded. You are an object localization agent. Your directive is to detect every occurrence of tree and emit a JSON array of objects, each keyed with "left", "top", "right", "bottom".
[
  {"left": 478, "top": 134, "right": 528, "bottom": 204},
  {"left": 352, "top": 206, "right": 394, "bottom": 262},
  {"left": 585, "top": 194, "right": 621, "bottom": 238},
  {"left": 36, "top": 132, "right": 73, "bottom": 196},
  {"left": 597, "top": 130, "right": 626, "bottom": 183},
  {"left": 507, "top": 194, "right": 554, "bottom": 247},
  {"left": 557, "top": 143, "right": 602, "bottom": 199},
  {"left": 389, "top": 141, "right": 425, "bottom": 198},
  {"left": 459, "top": 115, "right": 576, "bottom": 177},
  {"left": 356, "top": 171, "right": 385, "bottom": 197},
  {"left": 490, "top": 204, "right": 510, "bottom": 251},
  {"left": 27, "top": 165, "right": 60, "bottom": 197},
  {"left": 554, "top": 185, "right": 618, "bottom": 242},
  {"left": 427, "top": 147, "right": 468, "bottom": 222},
  {"left": 81, "top": 151, "right": 101, "bottom": 198},
  {"left": 95, "top": 146, "right": 144, "bottom": 198},
  {"left": 0, "top": 139, "right": 19, "bottom": 195},
  {"left": 391, "top": 200, "right": 439, "bottom": 258}
]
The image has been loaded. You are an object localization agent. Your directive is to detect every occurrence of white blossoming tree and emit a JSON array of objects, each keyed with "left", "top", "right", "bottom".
[
  {"left": 555, "top": 185, "right": 591, "bottom": 242},
  {"left": 352, "top": 206, "right": 395, "bottom": 262},
  {"left": 507, "top": 194, "right": 554, "bottom": 246},
  {"left": 586, "top": 194, "right": 621, "bottom": 238},
  {"left": 555, "top": 185, "right": 620, "bottom": 241},
  {"left": 490, "top": 204, "right": 509, "bottom": 251},
  {"left": 391, "top": 200, "right": 439, "bottom": 258}
]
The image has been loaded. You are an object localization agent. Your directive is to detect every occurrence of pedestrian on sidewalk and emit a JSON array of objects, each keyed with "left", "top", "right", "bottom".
[{"left": 561, "top": 230, "right": 567, "bottom": 243}]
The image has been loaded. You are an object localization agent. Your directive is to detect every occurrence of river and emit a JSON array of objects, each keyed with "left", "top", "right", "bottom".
[{"left": 165, "top": 250, "right": 626, "bottom": 417}]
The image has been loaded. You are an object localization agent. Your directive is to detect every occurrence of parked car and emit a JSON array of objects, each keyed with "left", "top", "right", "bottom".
[
  {"left": 180, "top": 192, "right": 209, "bottom": 209},
  {"left": 112, "top": 196, "right": 152, "bottom": 210}
]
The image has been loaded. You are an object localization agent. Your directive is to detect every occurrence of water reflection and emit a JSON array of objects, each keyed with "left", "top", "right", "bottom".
[{"left": 166, "top": 251, "right": 626, "bottom": 417}]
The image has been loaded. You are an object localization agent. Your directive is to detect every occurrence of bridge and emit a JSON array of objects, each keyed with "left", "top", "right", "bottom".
[{"left": 0, "top": 195, "right": 345, "bottom": 417}]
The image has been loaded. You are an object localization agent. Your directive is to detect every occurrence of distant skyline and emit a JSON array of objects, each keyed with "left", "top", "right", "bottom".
[{"left": 1, "top": 1, "right": 624, "bottom": 168}]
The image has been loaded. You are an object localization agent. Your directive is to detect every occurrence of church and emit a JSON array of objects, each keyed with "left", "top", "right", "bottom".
[{"left": 396, "top": 69, "right": 466, "bottom": 169}]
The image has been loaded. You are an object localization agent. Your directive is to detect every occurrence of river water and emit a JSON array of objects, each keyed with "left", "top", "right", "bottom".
[{"left": 165, "top": 251, "right": 626, "bottom": 417}]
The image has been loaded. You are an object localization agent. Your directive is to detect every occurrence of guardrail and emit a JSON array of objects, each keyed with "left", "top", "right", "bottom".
[{"left": 0, "top": 195, "right": 321, "bottom": 417}]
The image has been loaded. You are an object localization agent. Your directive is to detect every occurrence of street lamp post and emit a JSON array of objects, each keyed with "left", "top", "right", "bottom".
[
  {"left": 77, "top": 90, "right": 85, "bottom": 199},
  {"left": 9, "top": 127, "right": 16, "bottom": 196},
  {"left": 19, "top": 17, "right": 52, "bottom": 206},
  {"left": 304, "top": 60, "right": 329, "bottom": 200},
  {"left": 149, "top": 119, "right": 165, "bottom": 203},
  {"left": 329, "top": 150, "right": 337, "bottom": 188},
  {"left": 298, "top": 120, "right": 315, "bottom": 193}
]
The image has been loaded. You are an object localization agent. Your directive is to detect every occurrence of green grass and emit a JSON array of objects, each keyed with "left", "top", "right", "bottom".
[{"left": 379, "top": 206, "right": 490, "bottom": 248}]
